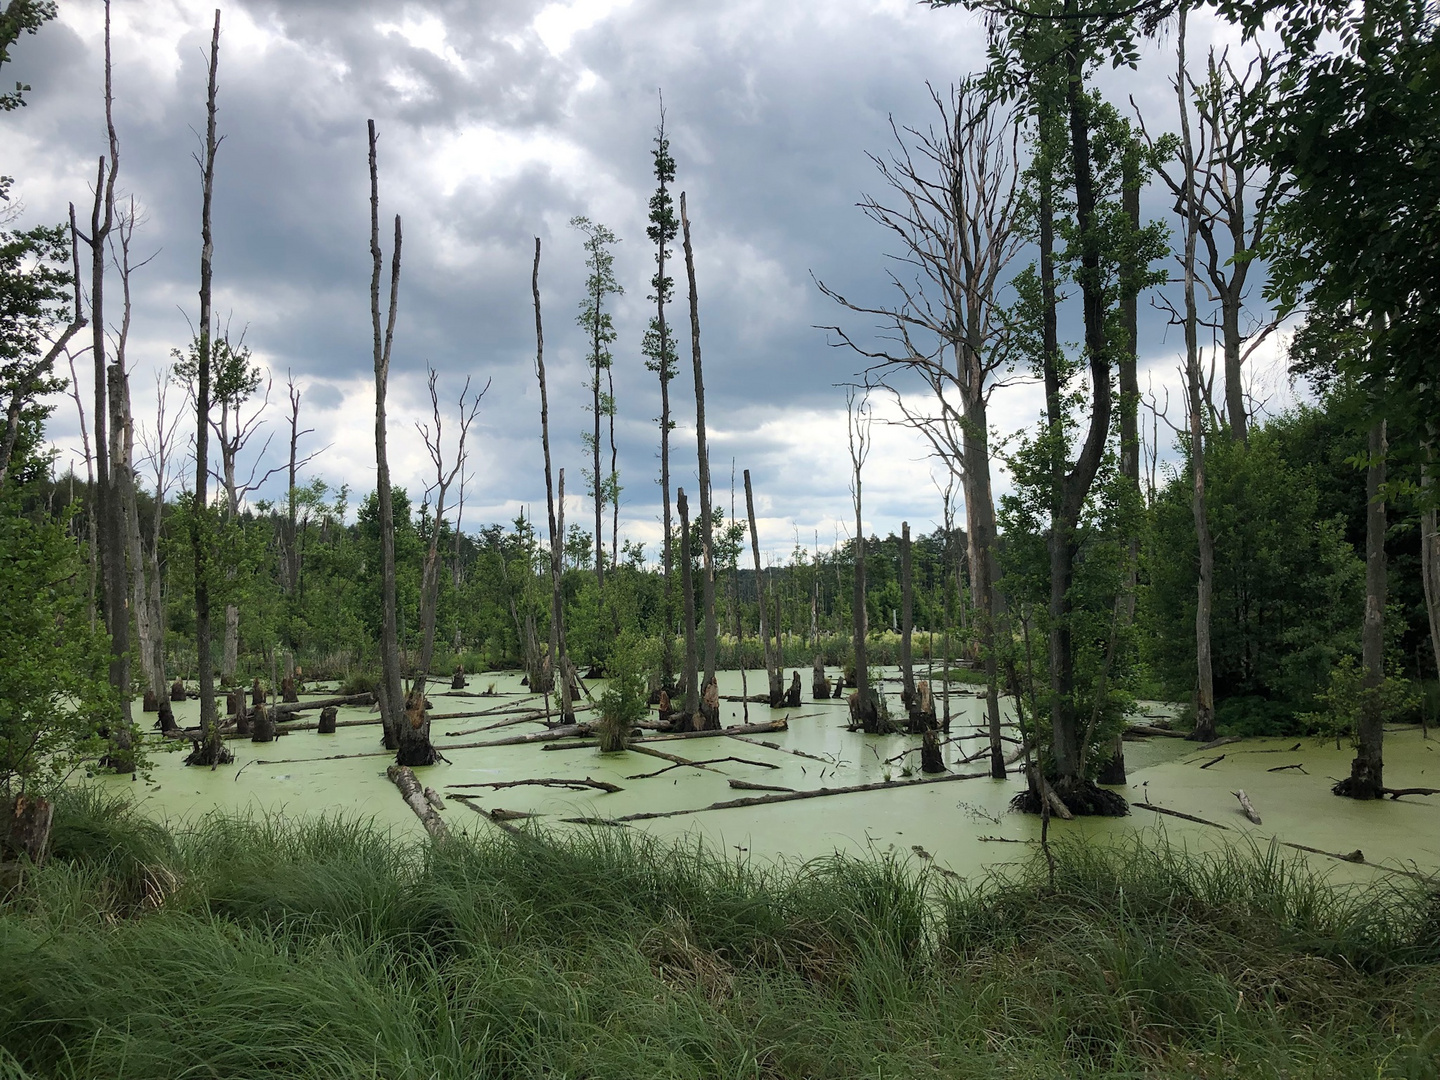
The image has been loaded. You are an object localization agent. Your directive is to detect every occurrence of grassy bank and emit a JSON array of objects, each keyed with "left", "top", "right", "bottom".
[{"left": 1, "top": 790, "right": 1437, "bottom": 1079}]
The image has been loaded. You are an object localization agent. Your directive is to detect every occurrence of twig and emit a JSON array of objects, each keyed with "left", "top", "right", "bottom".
[{"left": 1131, "top": 801, "right": 1229, "bottom": 829}]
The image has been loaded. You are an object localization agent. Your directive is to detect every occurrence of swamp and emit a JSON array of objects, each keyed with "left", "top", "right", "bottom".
[{"left": 3, "top": 0, "right": 1440, "bottom": 1076}]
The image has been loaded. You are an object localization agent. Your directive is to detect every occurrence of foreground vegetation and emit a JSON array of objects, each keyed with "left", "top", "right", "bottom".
[{"left": 0, "top": 790, "right": 1436, "bottom": 1079}]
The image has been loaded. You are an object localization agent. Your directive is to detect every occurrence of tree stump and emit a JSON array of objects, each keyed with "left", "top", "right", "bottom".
[
  {"left": 250, "top": 702, "right": 275, "bottom": 743},
  {"left": 451, "top": 665, "right": 466, "bottom": 690},
  {"left": 3, "top": 794, "right": 54, "bottom": 865},
  {"left": 281, "top": 676, "right": 299, "bottom": 704},
  {"left": 142, "top": 688, "right": 158, "bottom": 713},
  {"left": 920, "top": 728, "right": 946, "bottom": 774},
  {"left": 318, "top": 705, "right": 338, "bottom": 734},
  {"left": 907, "top": 679, "right": 937, "bottom": 735},
  {"left": 783, "top": 670, "right": 802, "bottom": 709},
  {"left": 1096, "top": 734, "right": 1126, "bottom": 785},
  {"left": 831, "top": 674, "right": 845, "bottom": 699},
  {"left": 812, "top": 656, "right": 830, "bottom": 700},
  {"left": 156, "top": 702, "right": 178, "bottom": 734},
  {"left": 848, "top": 689, "right": 882, "bottom": 733},
  {"left": 170, "top": 678, "right": 186, "bottom": 702},
  {"left": 698, "top": 677, "right": 721, "bottom": 730},
  {"left": 251, "top": 677, "right": 266, "bottom": 708}
]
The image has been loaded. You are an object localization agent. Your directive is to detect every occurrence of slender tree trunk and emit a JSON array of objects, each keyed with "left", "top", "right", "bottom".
[
  {"left": 678, "top": 488, "right": 698, "bottom": 727},
  {"left": 1422, "top": 449, "right": 1440, "bottom": 695},
  {"left": 680, "top": 193, "right": 718, "bottom": 700},
  {"left": 368, "top": 118, "right": 405, "bottom": 754},
  {"left": 555, "top": 469, "right": 575, "bottom": 724},
  {"left": 1344, "top": 417, "right": 1388, "bottom": 797},
  {"left": 851, "top": 474, "right": 872, "bottom": 725},
  {"left": 1178, "top": 9, "right": 1216, "bottom": 744},
  {"left": 534, "top": 238, "right": 568, "bottom": 714},
  {"left": 744, "top": 470, "right": 782, "bottom": 705},
  {"left": 899, "top": 521, "right": 916, "bottom": 713},
  {"left": 961, "top": 391, "right": 1006, "bottom": 778},
  {"left": 188, "top": 11, "right": 225, "bottom": 766}
]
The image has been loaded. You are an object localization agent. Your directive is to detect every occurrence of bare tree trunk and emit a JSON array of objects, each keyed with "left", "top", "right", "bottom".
[
  {"left": 962, "top": 393, "right": 1006, "bottom": 778},
  {"left": 678, "top": 488, "right": 698, "bottom": 728},
  {"left": 744, "top": 470, "right": 782, "bottom": 706},
  {"left": 186, "top": 11, "right": 227, "bottom": 767},
  {"left": 1422, "top": 448, "right": 1440, "bottom": 698},
  {"left": 1178, "top": 9, "right": 1216, "bottom": 745},
  {"left": 1343, "top": 417, "right": 1388, "bottom": 798},
  {"left": 899, "top": 521, "right": 916, "bottom": 714},
  {"left": 534, "top": 238, "right": 570, "bottom": 721},
  {"left": 680, "top": 193, "right": 718, "bottom": 703},
  {"left": 368, "top": 118, "right": 405, "bottom": 754},
  {"left": 847, "top": 391, "right": 878, "bottom": 732}
]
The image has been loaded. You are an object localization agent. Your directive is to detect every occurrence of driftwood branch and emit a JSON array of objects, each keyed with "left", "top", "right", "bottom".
[
  {"left": 388, "top": 764, "right": 448, "bottom": 840},
  {"left": 446, "top": 777, "right": 621, "bottom": 794}
]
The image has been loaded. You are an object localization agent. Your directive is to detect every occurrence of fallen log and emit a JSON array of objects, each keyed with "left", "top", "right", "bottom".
[
  {"left": 1382, "top": 787, "right": 1440, "bottom": 800},
  {"left": 437, "top": 722, "right": 593, "bottom": 751},
  {"left": 271, "top": 692, "right": 375, "bottom": 717},
  {"left": 1125, "top": 724, "right": 1189, "bottom": 739},
  {"left": 1197, "top": 735, "right": 1243, "bottom": 751},
  {"left": 437, "top": 702, "right": 593, "bottom": 725},
  {"left": 572, "top": 768, "right": 992, "bottom": 824},
  {"left": 540, "top": 718, "right": 790, "bottom": 752},
  {"left": 1266, "top": 763, "right": 1307, "bottom": 774},
  {"left": 255, "top": 750, "right": 391, "bottom": 765},
  {"left": 1232, "top": 789, "right": 1262, "bottom": 824},
  {"left": 1199, "top": 755, "right": 1226, "bottom": 770},
  {"left": 388, "top": 764, "right": 449, "bottom": 840},
  {"left": 443, "top": 712, "right": 552, "bottom": 737},
  {"left": 626, "top": 754, "right": 780, "bottom": 780},
  {"left": 446, "top": 794, "right": 527, "bottom": 836},
  {"left": 724, "top": 735, "right": 838, "bottom": 764},
  {"left": 446, "top": 777, "right": 622, "bottom": 794},
  {"left": 728, "top": 779, "right": 795, "bottom": 793},
  {"left": 1131, "top": 801, "right": 1229, "bottom": 830}
]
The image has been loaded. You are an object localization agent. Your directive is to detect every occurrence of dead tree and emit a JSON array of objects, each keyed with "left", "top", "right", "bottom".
[
  {"left": 1339, "top": 415, "right": 1388, "bottom": 798},
  {"left": 744, "top": 469, "right": 783, "bottom": 706},
  {"left": 677, "top": 488, "right": 698, "bottom": 728},
  {"left": 368, "top": 117, "right": 405, "bottom": 755},
  {"left": 1141, "top": 47, "right": 1284, "bottom": 444},
  {"left": 818, "top": 82, "right": 1022, "bottom": 775},
  {"left": 407, "top": 368, "right": 486, "bottom": 765},
  {"left": 1169, "top": 10, "right": 1218, "bottom": 744},
  {"left": 643, "top": 101, "right": 679, "bottom": 693},
  {"left": 136, "top": 368, "right": 180, "bottom": 703},
  {"left": 184, "top": 11, "right": 228, "bottom": 768},
  {"left": 533, "top": 238, "right": 570, "bottom": 716},
  {"left": 1423, "top": 446, "right": 1440, "bottom": 700},
  {"left": 899, "top": 520, "right": 917, "bottom": 724},
  {"left": 680, "top": 192, "right": 718, "bottom": 699},
  {"left": 74, "top": 0, "right": 135, "bottom": 770},
  {"left": 846, "top": 387, "right": 880, "bottom": 732}
]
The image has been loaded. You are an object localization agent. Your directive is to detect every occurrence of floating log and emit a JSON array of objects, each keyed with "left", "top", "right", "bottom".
[
  {"left": 1266, "top": 762, "right": 1306, "bottom": 773},
  {"left": 1199, "top": 755, "right": 1226, "bottom": 770},
  {"left": 436, "top": 702, "right": 592, "bottom": 724},
  {"left": 1132, "top": 801, "right": 1229, "bottom": 829},
  {"left": 1232, "top": 789, "right": 1262, "bottom": 824},
  {"left": 725, "top": 735, "right": 837, "bottom": 764},
  {"left": 540, "top": 717, "right": 790, "bottom": 752},
  {"left": 1125, "top": 724, "right": 1187, "bottom": 738},
  {"left": 438, "top": 722, "right": 593, "bottom": 751},
  {"left": 317, "top": 706, "right": 338, "bottom": 734},
  {"left": 270, "top": 692, "right": 375, "bottom": 717},
  {"left": 728, "top": 779, "right": 795, "bottom": 793},
  {"left": 1382, "top": 787, "right": 1440, "bottom": 800},
  {"left": 388, "top": 764, "right": 449, "bottom": 840},
  {"left": 1197, "top": 735, "right": 1242, "bottom": 751},
  {"left": 447, "top": 777, "right": 622, "bottom": 794},
  {"left": 626, "top": 754, "right": 780, "bottom": 779},
  {"left": 571, "top": 768, "right": 992, "bottom": 824}
]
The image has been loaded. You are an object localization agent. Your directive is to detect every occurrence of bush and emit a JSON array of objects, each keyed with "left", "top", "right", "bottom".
[{"left": 596, "top": 632, "right": 653, "bottom": 752}]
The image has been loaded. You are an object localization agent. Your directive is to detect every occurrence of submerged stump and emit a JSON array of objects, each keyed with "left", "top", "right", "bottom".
[
  {"left": 698, "top": 677, "right": 721, "bottom": 730},
  {"left": 251, "top": 677, "right": 266, "bottom": 708},
  {"left": 142, "top": 688, "right": 158, "bottom": 713},
  {"left": 170, "top": 678, "right": 187, "bottom": 703},
  {"left": 318, "top": 705, "right": 338, "bottom": 734},
  {"left": 812, "top": 656, "right": 830, "bottom": 700},
  {"left": 281, "top": 676, "right": 299, "bottom": 704},
  {"left": 783, "top": 671, "right": 802, "bottom": 709},
  {"left": 250, "top": 703, "right": 275, "bottom": 743},
  {"left": 156, "top": 702, "right": 179, "bottom": 735},
  {"left": 451, "top": 666, "right": 466, "bottom": 690},
  {"left": 920, "top": 728, "right": 946, "bottom": 774}
]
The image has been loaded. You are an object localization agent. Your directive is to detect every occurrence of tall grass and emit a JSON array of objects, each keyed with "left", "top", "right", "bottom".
[{"left": 1, "top": 790, "right": 1436, "bottom": 1079}]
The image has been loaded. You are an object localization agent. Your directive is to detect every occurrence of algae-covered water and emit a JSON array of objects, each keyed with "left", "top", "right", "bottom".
[{"left": 98, "top": 667, "right": 1440, "bottom": 886}]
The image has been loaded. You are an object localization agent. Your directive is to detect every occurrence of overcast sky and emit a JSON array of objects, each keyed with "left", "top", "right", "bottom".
[{"left": 2, "top": 0, "right": 1294, "bottom": 561}]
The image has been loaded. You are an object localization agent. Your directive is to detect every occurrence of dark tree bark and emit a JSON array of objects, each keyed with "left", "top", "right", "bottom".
[
  {"left": 678, "top": 488, "right": 698, "bottom": 728},
  {"left": 186, "top": 10, "right": 228, "bottom": 768},
  {"left": 1340, "top": 418, "right": 1387, "bottom": 798},
  {"left": 368, "top": 119, "right": 405, "bottom": 755},
  {"left": 680, "top": 193, "right": 718, "bottom": 697},
  {"left": 846, "top": 389, "right": 879, "bottom": 732},
  {"left": 900, "top": 521, "right": 916, "bottom": 713}
]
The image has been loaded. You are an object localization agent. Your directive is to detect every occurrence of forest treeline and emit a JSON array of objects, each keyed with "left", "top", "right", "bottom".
[{"left": 3, "top": 0, "right": 1438, "bottom": 828}]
